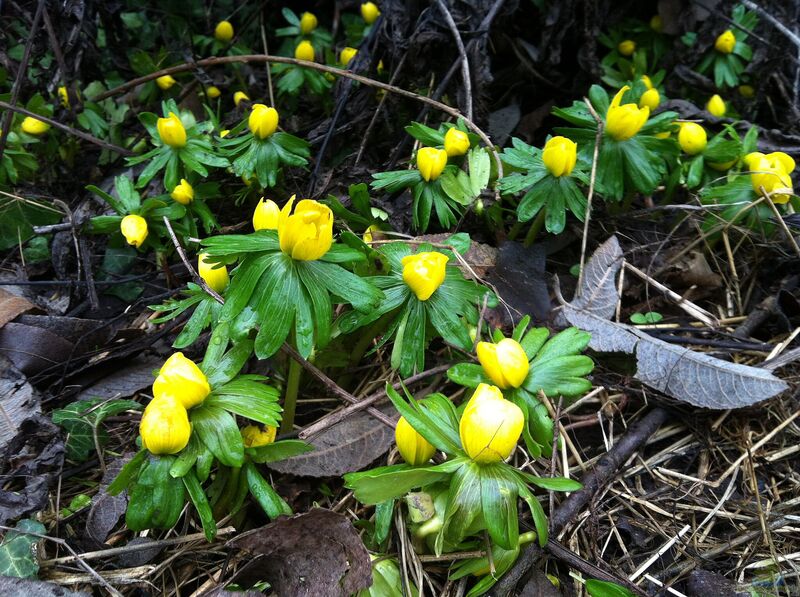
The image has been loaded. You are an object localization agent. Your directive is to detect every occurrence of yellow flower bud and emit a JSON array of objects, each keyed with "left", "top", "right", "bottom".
[
  {"left": 152, "top": 352, "right": 211, "bottom": 409},
  {"left": 641, "top": 75, "right": 654, "bottom": 90},
  {"left": 677, "top": 122, "right": 707, "bottom": 155},
  {"left": 215, "top": 20, "right": 234, "bottom": 42},
  {"left": 299, "top": 12, "right": 318, "bottom": 34},
  {"left": 444, "top": 127, "right": 470, "bottom": 157},
  {"left": 278, "top": 196, "right": 334, "bottom": 260},
  {"left": 715, "top": 30, "right": 736, "bottom": 54},
  {"left": 120, "top": 214, "right": 148, "bottom": 248},
  {"left": 157, "top": 112, "right": 187, "bottom": 148},
  {"left": 401, "top": 251, "right": 448, "bottom": 301},
  {"left": 459, "top": 384, "right": 524, "bottom": 464},
  {"left": 58, "top": 86, "right": 70, "bottom": 108},
  {"left": 253, "top": 197, "right": 281, "bottom": 231},
  {"left": 207, "top": 85, "right": 221, "bottom": 99},
  {"left": 606, "top": 86, "right": 649, "bottom": 141},
  {"left": 170, "top": 178, "right": 194, "bottom": 204},
  {"left": 395, "top": 416, "right": 436, "bottom": 465},
  {"left": 650, "top": 15, "right": 663, "bottom": 33},
  {"left": 198, "top": 252, "right": 229, "bottom": 293},
  {"left": 340, "top": 46, "right": 358, "bottom": 67},
  {"left": 156, "top": 75, "right": 177, "bottom": 90},
  {"left": 542, "top": 136, "right": 577, "bottom": 177},
  {"left": 220, "top": 129, "right": 230, "bottom": 138},
  {"left": 618, "top": 40, "right": 636, "bottom": 56},
  {"left": 140, "top": 395, "right": 191, "bottom": 455},
  {"left": 749, "top": 152, "right": 795, "bottom": 204},
  {"left": 639, "top": 87, "right": 660, "bottom": 110},
  {"left": 738, "top": 84, "right": 755, "bottom": 98},
  {"left": 295, "top": 40, "right": 315, "bottom": 62},
  {"left": 234, "top": 91, "right": 250, "bottom": 107},
  {"left": 361, "top": 2, "right": 381, "bottom": 24},
  {"left": 249, "top": 104, "right": 279, "bottom": 139},
  {"left": 416, "top": 147, "right": 448, "bottom": 181},
  {"left": 706, "top": 94, "right": 726, "bottom": 117},
  {"left": 476, "top": 338, "right": 530, "bottom": 389},
  {"left": 21, "top": 116, "right": 50, "bottom": 136},
  {"left": 362, "top": 223, "right": 380, "bottom": 243},
  {"left": 241, "top": 424, "right": 277, "bottom": 448}
]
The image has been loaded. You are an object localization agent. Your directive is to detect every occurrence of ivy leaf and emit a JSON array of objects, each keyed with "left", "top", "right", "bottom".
[
  {"left": 0, "top": 519, "right": 45, "bottom": 578},
  {"left": 52, "top": 398, "right": 143, "bottom": 462}
]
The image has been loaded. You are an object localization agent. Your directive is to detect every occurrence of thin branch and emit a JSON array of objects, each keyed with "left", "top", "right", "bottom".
[
  {"left": 161, "top": 216, "right": 225, "bottom": 304},
  {"left": 435, "top": 0, "right": 472, "bottom": 120},
  {"left": 576, "top": 97, "right": 603, "bottom": 295}
]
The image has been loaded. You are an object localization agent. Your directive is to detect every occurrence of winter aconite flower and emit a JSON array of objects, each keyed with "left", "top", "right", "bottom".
[
  {"left": 444, "top": 127, "right": 470, "bottom": 157},
  {"left": 340, "top": 47, "right": 358, "bottom": 67},
  {"left": 249, "top": 104, "right": 279, "bottom": 139},
  {"left": 650, "top": 15, "right": 663, "bottom": 33},
  {"left": 639, "top": 87, "right": 660, "bottom": 110},
  {"left": 739, "top": 84, "right": 755, "bottom": 98},
  {"left": 58, "top": 86, "right": 70, "bottom": 108},
  {"left": 234, "top": 91, "right": 250, "bottom": 107},
  {"left": 706, "top": 94, "right": 726, "bottom": 117},
  {"left": 677, "top": 123, "right": 707, "bottom": 155},
  {"left": 395, "top": 416, "right": 436, "bottom": 465},
  {"left": 140, "top": 395, "right": 191, "bottom": 455},
  {"left": 417, "top": 147, "right": 448, "bottom": 181},
  {"left": 459, "top": 384, "right": 524, "bottom": 464},
  {"left": 295, "top": 40, "right": 315, "bottom": 62},
  {"left": 198, "top": 252, "right": 229, "bottom": 293},
  {"left": 476, "top": 338, "right": 530, "bottom": 389},
  {"left": 241, "top": 424, "right": 276, "bottom": 448},
  {"left": 401, "top": 251, "right": 448, "bottom": 301},
  {"left": 618, "top": 40, "right": 636, "bottom": 56},
  {"left": 253, "top": 198, "right": 281, "bottom": 230},
  {"left": 278, "top": 196, "right": 334, "bottom": 260},
  {"left": 542, "top": 136, "right": 577, "bottom": 177},
  {"left": 606, "top": 86, "right": 649, "bottom": 141},
  {"left": 170, "top": 179, "right": 194, "bottom": 204},
  {"left": 715, "top": 30, "right": 736, "bottom": 54},
  {"left": 120, "top": 215, "right": 148, "bottom": 248},
  {"left": 361, "top": 2, "right": 381, "bottom": 24},
  {"left": 299, "top": 12, "right": 318, "bottom": 35},
  {"left": 207, "top": 86, "right": 221, "bottom": 99},
  {"left": 214, "top": 20, "right": 234, "bottom": 42},
  {"left": 21, "top": 117, "right": 50, "bottom": 136},
  {"left": 156, "top": 75, "right": 177, "bottom": 90},
  {"left": 746, "top": 152, "right": 795, "bottom": 204},
  {"left": 157, "top": 112, "right": 187, "bottom": 148},
  {"left": 152, "top": 352, "right": 211, "bottom": 409}
]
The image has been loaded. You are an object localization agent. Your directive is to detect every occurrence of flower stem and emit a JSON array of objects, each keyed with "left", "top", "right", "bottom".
[
  {"left": 508, "top": 219, "right": 525, "bottom": 241},
  {"left": 522, "top": 209, "right": 546, "bottom": 247},
  {"left": 280, "top": 345, "right": 302, "bottom": 435}
]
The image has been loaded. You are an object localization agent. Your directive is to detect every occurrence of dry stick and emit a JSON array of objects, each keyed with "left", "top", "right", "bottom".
[
  {"left": 0, "top": 0, "right": 45, "bottom": 165},
  {"left": 758, "top": 186, "right": 800, "bottom": 257},
  {"left": 299, "top": 363, "right": 451, "bottom": 439},
  {"left": 489, "top": 407, "right": 669, "bottom": 597},
  {"left": 90, "top": 54, "right": 502, "bottom": 180},
  {"left": 576, "top": 98, "right": 603, "bottom": 296},
  {"left": 435, "top": 0, "right": 472, "bottom": 121},
  {"left": 0, "top": 100, "right": 134, "bottom": 156},
  {"left": 41, "top": 6, "right": 70, "bottom": 102},
  {"left": 259, "top": 9, "right": 275, "bottom": 108},
  {"left": 162, "top": 217, "right": 225, "bottom": 304}
]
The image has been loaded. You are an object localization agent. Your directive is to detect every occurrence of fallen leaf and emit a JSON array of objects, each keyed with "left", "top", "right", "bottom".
[
  {"left": 85, "top": 458, "right": 130, "bottom": 545},
  {"left": 0, "top": 356, "right": 42, "bottom": 450},
  {"left": 0, "top": 289, "right": 35, "bottom": 329},
  {"left": 0, "top": 519, "right": 45, "bottom": 578},
  {"left": 684, "top": 569, "right": 746, "bottom": 597},
  {"left": 0, "top": 577, "right": 88, "bottom": 596},
  {"left": 486, "top": 241, "right": 550, "bottom": 324},
  {"left": 76, "top": 356, "right": 162, "bottom": 401},
  {"left": 227, "top": 508, "right": 372, "bottom": 596}
]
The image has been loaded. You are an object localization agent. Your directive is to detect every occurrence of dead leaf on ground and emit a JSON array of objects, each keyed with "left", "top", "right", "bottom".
[
  {"left": 227, "top": 508, "right": 372, "bottom": 597},
  {"left": 0, "top": 356, "right": 42, "bottom": 450},
  {"left": 0, "top": 289, "right": 35, "bottom": 329},
  {"left": 0, "top": 577, "right": 88, "bottom": 596},
  {"left": 85, "top": 457, "right": 130, "bottom": 546},
  {"left": 76, "top": 356, "right": 161, "bottom": 401}
]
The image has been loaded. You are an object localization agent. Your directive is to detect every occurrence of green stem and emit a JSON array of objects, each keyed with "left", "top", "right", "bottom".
[
  {"left": 522, "top": 209, "right": 546, "bottom": 247},
  {"left": 518, "top": 531, "right": 538, "bottom": 546},
  {"left": 508, "top": 219, "right": 525, "bottom": 241},
  {"left": 280, "top": 347, "right": 302, "bottom": 435},
  {"left": 212, "top": 465, "right": 241, "bottom": 520}
]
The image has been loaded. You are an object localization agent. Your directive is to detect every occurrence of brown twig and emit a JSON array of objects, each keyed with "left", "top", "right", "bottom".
[
  {"left": 545, "top": 539, "right": 648, "bottom": 596},
  {"left": 435, "top": 0, "right": 472, "bottom": 120},
  {"left": 161, "top": 216, "right": 225, "bottom": 304},
  {"left": 576, "top": 97, "right": 603, "bottom": 295}
]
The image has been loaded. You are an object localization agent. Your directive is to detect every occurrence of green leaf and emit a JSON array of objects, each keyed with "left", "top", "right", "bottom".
[
  {"left": 107, "top": 450, "right": 148, "bottom": 495},
  {"left": 245, "top": 462, "right": 292, "bottom": 519},
  {"left": 206, "top": 378, "right": 282, "bottom": 427},
  {"left": 522, "top": 474, "right": 582, "bottom": 492},
  {"left": 385, "top": 386, "right": 462, "bottom": 454},
  {"left": 468, "top": 147, "right": 491, "bottom": 196},
  {"left": 371, "top": 170, "right": 422, "bottom": 193},
  {"left": 253, "top": 257, "right": 298, "bottom": 358},
  {"left": 374, "top": 499, "right": 394, "bottom": 545},
  {"left": 203, "top": 339, "right": 255, "bottom": 387},
  {"left": 304, "top": 259, "right": 383, "bottom": 312},
  {"left": 522, "top": 327, "right": 594, "bottom": 398},
  {"left": 52, "top": 398, "right": 143, "bottom": 462},
  {"left": 0, "top": 519, "right": 46, "bottom": 578},
  {"left": 126, "top": 455, "right": 185, "bottom": 531},
  {"left": 191, "top": 405, "right": 245, "bottom": 467},
  {"left": 585, "top": 579, "right": 636, "bottom": 597},
  {"left": 447, "top": 363, "right": 491, "bottom": 389},
  {"left": 404, "top": 122, "right": 445, "bottom": 146},
  {"left": 183, "top": 471, "right": 216, "bottom": 541},
  {"left": 480, "top": 465, "right": 519, "bottom": 549},
  {"left": 247, "top": 439, "right": 313, "bottom": 463},
  {"left": 344, "top": 461, "right": 460, "bottom": 505},
  {"left": 440, "top": 460, "right": 482, "bottom": 549}
]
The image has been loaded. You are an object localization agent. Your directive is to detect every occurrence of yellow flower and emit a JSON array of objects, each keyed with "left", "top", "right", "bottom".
[
  {"left": 152, "top": 352, "right": 211, "bottom": 409},
  {"left": 278, "top": 196, "right": 334, "bottom": 260},
  {"left": 198, "top": 252, "right": 229, "bottom": 293},
  {"left": 253, "top": 197, "right": 281, "bottom": 230},
  {"left": 416, "top": 147, "right": 448, "bottom": 181},
  {"left": 207, "top": 85, "right": 221, "bottom": 99},
  {"left": 300, "top": 12, "right": 318, "bottom": 34},
  {"left": 234, "top": 91, "right": 250, "bottom": 107},
  {"left": 170, "top": 178, "right": 194, "bottom": 204},
  {"left": 120, "top": 214, "right": 148, "bottom": 248},
  {"left": 641, "top": 75, "right": 654, "bottom": 90},
  {"left": 618, "top": 40, "right": 636, "bottom": 56},
  {"left": 459, "top": 383, "right": 524, "bottom": 464},
  {"left": 361, "top": 2, "right": 381, "bottom": 24},
  {"left": 220, "top": 129, "right": 230, "bottom": 138},
  {"left": 362, "top": 223, "right": 380, "bottom": 243},
  {"left": 677, "top": 122, "right": 707, "bottom": 155},
  {"left": 715, "top": 30, "right": 736, "bottom": 54},
  {"left": 21, "top": 116, "right": 50, "bottom": 135},
  {"left": 739, "top": 84, "right": 755, "bottom": 98},
  {"left": 140, "top": 395, "right": 191, "bottom": 455},
  {"left": 156, "top": 75, "right": 177, "bottom": 90},
  {"left": 639, "top": 87, "right": 660, "bottom": 110},
  {"left": 58, "top": 86, "right": 70, "bottom": 108},
  {"left": 706, "top": 94, "right": 726, "bottom": 117},
  {"left": 401, "top": 251, "right": 448, "bottom": 301},
  {"left": 476, "top": 338, "right": 530, "bottom": 389},
  {"left": 606, "top": 86, "right": 649, "bottom": 141},
  {"left": 241, "top": 424, "right": 277, "bottom": 448},
  {"left": 295, "top": 40, "right": 315, "bottom": 61},
  {"left": 444, "top": 127, "right": 470, "bottom": 157},
  {"left": 215, "top": 20, "right": 234, "bottom": 42},
  {"left": 395, "top": 416, "right": 436, "bottom": 465},
  {"left": 748, "top": 152, "right": 795, "bottom": 204},
  {"left": 157, "top": 112, "right": 187, "bottom": 148},
  {"left": 542, "top": 136, "right": 577, "bottom": 177},
  {"left": 340, "top": 46, "right": 358, "bottom": 67},
  {"left": 650, "top": 15, "right": 663, "bottom": 33},
  {"left": 249, "top": 104, "right": 279, "bottom": 139}
]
